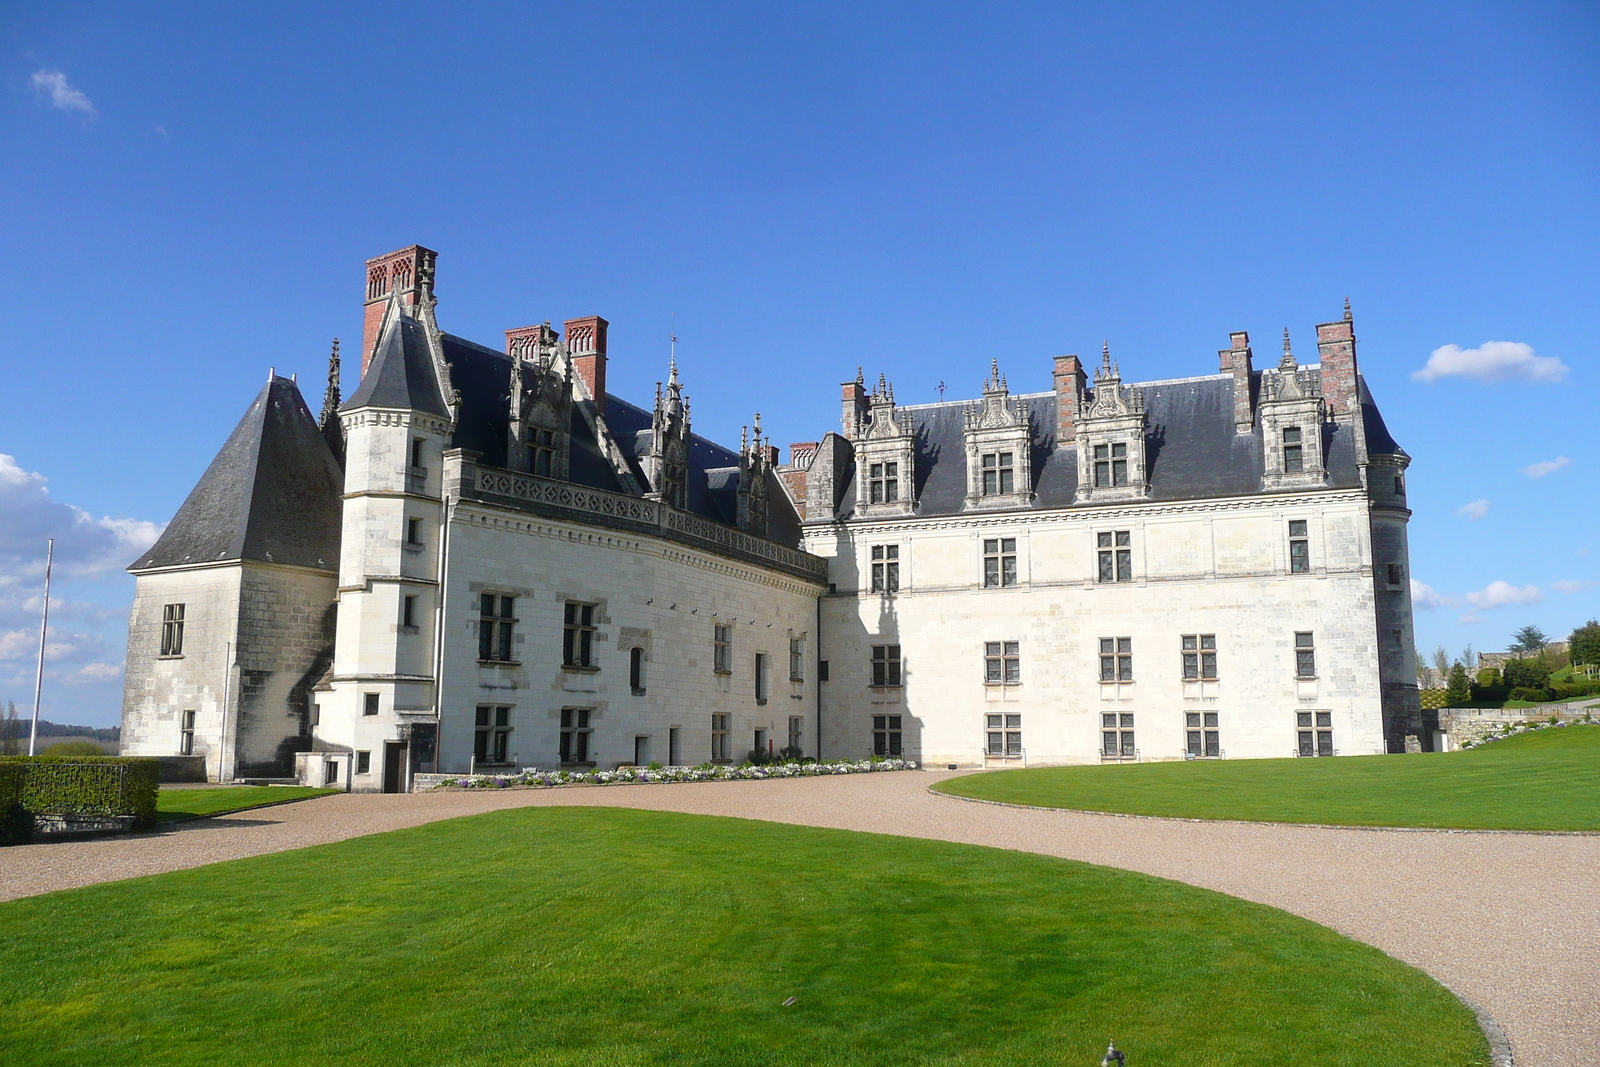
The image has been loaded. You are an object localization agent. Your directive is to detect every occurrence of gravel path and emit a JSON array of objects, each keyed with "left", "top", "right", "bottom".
[{"left": 2, "top": 770, "right": 1595, "bottom": 1067}]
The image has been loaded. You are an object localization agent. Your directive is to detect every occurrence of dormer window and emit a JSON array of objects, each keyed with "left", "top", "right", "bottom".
[
  {"left": 1093, "top": 443, "right": 1129, "bottom": 488},
  {"left": 1283, "top": 427, "right": 1303, "bottom": 473},
  {"left": 869, "top": 462, "right": 899, "bottom": 504},
  {"left": 529, "top": 428, "right": 558, "bottom": 476},
  {"left": 981, "top": 453, "right": 1014, "bottom": 495}
]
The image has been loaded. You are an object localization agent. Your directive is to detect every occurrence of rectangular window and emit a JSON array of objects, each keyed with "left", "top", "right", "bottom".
[
  {"left": 1394, "top": 474, "right": 1405, "bottom": 496},
  {"left": 868, "top": 461, "right": 899, "bottom": 504},
  {"left": 559, "top": 707, "right": 591, "bottom": 764},
  {"left": 1181, "top": 634, "right": 1217, "bottom": 680},
  {"left": 1185, "top": 712, "right": 1220, "bottom": 757},
  {"left": 475, "top": 705, "right": 513, "bottom": 764},
  {"left": 1295, "top": 632, "right": 1316, "bottom": 678},
  {"left": 871, "top": 644, "right": 902, "bottom": 687},
  {"left": 179, "top": 709, "right": 195, "bottom": 755},
  {"left": 1288, "top": 520, "right": 1310, "bottom": 574},
  {"left": 711, "top": 712, "right": 731, "bottom": 762},
  {"left": 410, "top": 437, "right": 425, "bottom": 469},
  {"left": 713, "top": 624, "right": 732, "bottom": 674},
  {"left": 402, "top": 594, "right": 418, "bottom": 628},
  {"left": 789, "top": 637, "right": 804, "bottom": 681},
  {"left": 984, "top": 641, "right": 1020, "bottom": 685},
  {"left": 788, "top": 716, "right": 803, "bottom": 754},
  {"left": 980, "top": 452, "right": 1015, "bottom": 495},
  {"left": 406, "top": 517, "right": 422, "bottom": 545},
  {"left": 1093, "top": 442, "right": 1128, "bottom": 487},
  {"left": 755, "top": 653, "right": 769, "bottom": 704},
  {"left": 563, "top": 602, "right": 596, "bottom": 668},
  {"left": 324, "top": 760, "right": 339, "bottom": 785},
  {"left": 479, "top": 594, "right": 516, "bottom": 662},
  {"left": 1099, "top": 637, "right": 1133, "bottom": 682},
  {"left": 1297, "top": 710, "right": 1334, "bottom": 756},
  {"left": 818, "top": 659, "right": 830, "bottom": 682},
  {"left": 160, "top": 603, "right": 185, "bottom": 656},
  {"left": 357, "top": 750, "right": 371, "bottom": 775},
  {"left": 529, "top": 428, "right": 558, "bottom": 476},
  {"left": 982, "top": 537, "right": 1018, "bottom": 588},
  {"left": 630, "top": 647, "right": 645, "bottom": 693},
  {"left": 1386, "top": 563, "right": 1402, "bottom": 586},
  {"left": 870, "top": 544, "right": 900, "bottom": 593},
  {"left": 363, "top": 693, "right": 379, "bottom": 716},
  {"left": 1283, "top": 426, "right": 1303, "bottom": 473},
  {"left": 985, "top": 713, "right": 1023, "bottom": 757},
  {"left": 872, "top": 714, "right": 902, "bottom": 757},
  {"left": 1102, "top": 712, "right": 1136, "bottom": 758},
  {"left": 1096, "top": 531, "right": 1132, "bottom": 583}
]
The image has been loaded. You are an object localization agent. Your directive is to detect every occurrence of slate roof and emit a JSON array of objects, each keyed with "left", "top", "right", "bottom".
[
  {"left": 344, "top": 309, "right": 452, "bottom": 417},
  {"left": 132, "top": 377, "right": 344, "bottom": 571},
  {"left": 834, "top": 371, "right": 1384, "bottom": 520}
]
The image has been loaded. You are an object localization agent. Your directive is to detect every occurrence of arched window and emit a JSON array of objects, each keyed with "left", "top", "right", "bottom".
[{"left": 630, "top": 647, "right": 645, "bottom": 694}]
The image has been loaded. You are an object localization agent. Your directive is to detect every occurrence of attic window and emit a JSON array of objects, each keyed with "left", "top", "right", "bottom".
[
  {"left": 529, "top": 428, "right": 558, "bottom": 477},
  {"left": 1283, "top": 427, "right": 1303, "bottom": 473},
  {"left": 869, "top": 462, "right": 899, "bottom": 504},
  {"left": 1093, "top": 443, "right": 1127, "bottom": 487}
]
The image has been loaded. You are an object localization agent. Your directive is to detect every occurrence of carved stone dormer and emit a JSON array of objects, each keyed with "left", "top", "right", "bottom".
[
  {"left": 1074, "top": 344, "right": 1150, "bottom": 504},
  {"left": 645, "top": 357, "right": 692, "bottom": 511},
  {"left": 1259, "top": 329, "right": 1328, "bottom": 490},
  {"left": 963, "top": 360, "right": 1033, "bottom": 511},
  {"left": 506, "top": 323, "right": 572, "bottom": 479},
  {"left": 737, "top": 414, "right": 772, "bottom": 538},
  {"left": 852, "top": 374, "right": 916, "bottom": 518}
]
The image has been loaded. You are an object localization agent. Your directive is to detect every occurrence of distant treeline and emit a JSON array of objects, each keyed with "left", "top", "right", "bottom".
[{"left": 0, "top": 712, "right": 120, "bottom": 743}]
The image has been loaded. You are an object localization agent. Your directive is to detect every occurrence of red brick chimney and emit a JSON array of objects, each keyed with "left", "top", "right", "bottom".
[
  {"left": 361, "top": 246, "right": 437, "bottom": 376},
  {"left": 1317, "top": 303, "right": 1358, "bottom": 419},
  {"left": 842, "top": 376, "right": 868, "bottom": 436},
  {"left": 1219, "top": 331, "right": 1254, "bottom": 433},
  {"left": 564, "top": 316, "right": 609, "bottom": 412},
  {"left": 1052, "top": 355, "right": 1087, "bottom": 442}
]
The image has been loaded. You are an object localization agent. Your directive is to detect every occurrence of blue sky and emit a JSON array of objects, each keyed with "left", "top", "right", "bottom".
[{"left": 2, "top": 1, "right": 1596, "bottom": 726}]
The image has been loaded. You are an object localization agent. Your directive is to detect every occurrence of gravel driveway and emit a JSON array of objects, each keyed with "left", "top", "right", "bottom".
[{"left": 2, "top": 769, "right": 1594, "bottom": 1067}]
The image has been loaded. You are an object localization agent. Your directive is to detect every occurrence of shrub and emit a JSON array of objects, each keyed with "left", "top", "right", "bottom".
[
  {"left": 1502, "top": 658, "right": 1551, "bottom": 690},
  {"left": 1509, "top": 687, "right": 1551, "bottom": 703},
  {"left": 1548, "top": 680, "right": 1600, "bottom": 701},
  {"left": 0, "top": 764, "right": 30, "bottom": 846},
  {"left": 0, "top": 756, "right": 160, "bottom": 832},
  {"left": 1476, "top": 667, "right": 1501, "bottom": 688},
  {"left": 42, "top": 740, "right": 108, "bottom": 757}
]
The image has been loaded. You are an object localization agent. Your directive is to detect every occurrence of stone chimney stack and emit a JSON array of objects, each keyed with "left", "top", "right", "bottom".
[
  {"left": 361, "top": 245, "right": 437, "bottom": 376},
  {"left": 842, "top": 371, "right": 868, "bottom": 437},
  {"left": 564, "top": 316, "right": 609, "bottom": 413},
  {"left": 1052, "top": 355, "right": 1087, "bottom": 442},
  {"left": 1316, "top": 301, "right": 1359, "bottom": 419},
  {"left": 1219, "top": 331, "right": 1254, "bottom": 433}
]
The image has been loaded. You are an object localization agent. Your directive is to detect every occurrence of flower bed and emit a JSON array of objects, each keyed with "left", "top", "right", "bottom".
[
  {"left": 1460, "top": 711, "right": 1597, "bottom": 749},
  {"left": 424, "top": 758, "right": 918, "bottom": 790}
]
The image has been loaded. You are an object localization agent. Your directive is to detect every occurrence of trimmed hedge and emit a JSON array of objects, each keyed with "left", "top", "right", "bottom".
[
  {"left": 0, "top": 756, "right": 160, "bottom": 834},
  {"left": 0, "top": 763, "right": 30, "bottom": 846}
]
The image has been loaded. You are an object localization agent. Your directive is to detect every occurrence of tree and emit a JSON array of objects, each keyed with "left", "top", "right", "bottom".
[
  {"left": 1431, "top": 646, "right": 1450, "bottom": 676},
  {"left": 1569, "top": 620, "right": 1600, "bottom": 666},
  {"left": 1503, "top": 658, "right": 1551, "bottom": 691},
  {"left": 1445, "top": 661, "right": 1472, "bottom": 705},
  {"left": 0, "top": 701, "right": 16, "bottom": 757},
  {"left": 1459, "top": 645, "right": 1475, "bottom": 671},
  {"left": 1511, "top": 625, "right": 1548, "bottom": 655}
]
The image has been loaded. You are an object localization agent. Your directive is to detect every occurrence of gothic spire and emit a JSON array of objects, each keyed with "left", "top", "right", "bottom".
[{"left": 318, "top": 338, "right": 345, "bottom": 465}]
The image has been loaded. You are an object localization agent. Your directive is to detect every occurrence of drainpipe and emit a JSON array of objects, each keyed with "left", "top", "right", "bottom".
[
  {"left": 814, "top": 588, "right": 823, "bottom": 761},
  {"left": 217, "top": 641, "right": 233, "bottom": 783}
]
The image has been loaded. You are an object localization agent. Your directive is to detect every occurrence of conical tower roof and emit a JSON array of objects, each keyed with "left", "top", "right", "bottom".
[
  {"left": 130, "top": 376, "right": 344, "bottom": 572},
  {"left": 343, "top": 297, "right": 452, "bottom": 417}
]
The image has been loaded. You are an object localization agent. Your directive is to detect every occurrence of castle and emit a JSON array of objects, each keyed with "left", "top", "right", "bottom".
[{"left": 120, "top": 245, "right": 1423, "bottom": 789}]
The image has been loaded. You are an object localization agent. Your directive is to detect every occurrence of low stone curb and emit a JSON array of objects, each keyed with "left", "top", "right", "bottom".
[
  {"left": 1452, "top": 993, "right": 1516, "bottom": 1067},
  {"left": 927, "top": 786, "right": 1600, "bottom": 837}
]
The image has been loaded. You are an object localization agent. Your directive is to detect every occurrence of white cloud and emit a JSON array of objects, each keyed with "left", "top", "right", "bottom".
[
  {"left": 1553, "top": 579, "right": 1594, "bottom": 595},
  {"left": 1456, "top": 499, "right": 1491, "bottom": 520},
  {"left": 1464, "top": 581, "right": 1544, "bottom": 611},
  {"left": 0, "top": 455, "right": 160, "bottom": 585},
  {"left": 1412, "top": 341, "right": 1567, "bottom": 384},
  {"left": 1410, "top": 580, "right": 1452, "bottom": 610},
  {"left": 29, "top": 70, "right": 95, "bottom": 117},
  {"left": 1522, "top": 456, "right": 1571, "bottom": 479}
]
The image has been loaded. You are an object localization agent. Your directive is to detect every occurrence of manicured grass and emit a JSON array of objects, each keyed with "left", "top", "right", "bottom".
[
  {"left": 155, "top": 786, "right": 339, "bottom": 822},
  {"left": 936, "top": 724, "right": 1600, "bottom": 831},
  {"left": 0, "top": 808, "right": 1485, "bottom": 1066}
]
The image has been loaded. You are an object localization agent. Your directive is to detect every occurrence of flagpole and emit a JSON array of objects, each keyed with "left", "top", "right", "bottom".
[{"left": 28, "top": 538, "right": 54, "bottom": 757}]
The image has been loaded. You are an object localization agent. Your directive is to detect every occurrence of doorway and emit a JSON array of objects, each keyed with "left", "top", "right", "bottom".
[
  {"left": 668, "top": 727, "right": 681, "bottom": 767},
  {"left": 383, "top": 742, "right": 408, "bottom": 793},
  {"left": 634, "top": 735, "right": 650, "bottom": 766}
]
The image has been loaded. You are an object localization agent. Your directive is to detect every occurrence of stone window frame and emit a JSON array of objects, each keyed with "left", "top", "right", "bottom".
[
  {"left": 867, "top": 461, "right": 900, "bottom": 505},
  {"left": 713, "top": 624, "right": 733, "bottom": 675},
  {"left": 179, "top": 709, "right": 195, "bottom": 756},
  {"left": 710, "top": 712, "right": 732, "bottom": 763},
  {"left": 787, "top": 715, "right": 803, "bottom": 753},
  {"left": 559, "top": 706, "right": 593, "bottom": 765},
  {"left": 789, "top": 637, "right": 804, "bottom": 682},
  {"left": 982, "top": 537, "right": 1018, "bottom": 588},
  {"left": 1295, "top": 632, "right": 1317, "bottom": 678},
  {"left": 1185, "top": 712, "right": 1220, "bottom": 758},
  {"left": 1288, "top": 520, "right": 1311, "bottom": 575},
  {"left": 363, "top": 693, "right": 380, "bottom": 716},
  {"left": 630, "top": 647, "right": 646, "bottom": 694},
  {"left": 872, "top": 713, "right": 902, "bottom": 757},
  {"left": 985, "top": 712, "right": 1022, "bottom": 758},
  {"left": 478, "top": 593, "right": 518, "bottom": 663},
  {"left": 1092, "top": 442, "right": 1130, "bottom": 488},
  {"left": 984, "top": 641, "right": 1020, "bottom": 686},
  {"left": 1097, "top": 530, "right": 1132, "bottom": 583},
  {"left": 1297, "top": 710, "right": 1334, "bottom": 756},
  {"left": 160, "top": 603, "right": 185, "bottom": 658},
  {"left": 1385, "top": 562, "right": 1404, "bottom": 588},
  {"left": 1099, "top": 637, "right": 1133, "bottom": 682},
  {"left": 527, "top": 425, "right": 561, "bottom": 478},
  {"left": 870, "top": 544, "right": 900, "bottom": 593},
  {"left": 562, "top": 601, "right": 598, "bottom": 670},
  {"left": 401, "top": 594, "right": 420, "bottom": 631},
  {"left": 1102, "top": 712, "right": 1136, "bottom": 759},
  {"left": 1181, "top": 634, "right": 1218, "bottom": 680},
  {"left": 475, "top": 704, "right": 514, "bottom": 765},
  {"left": 870, "top": 644, "right": 902, "bottom": 688},
  {"left": 755, "top": 652, "right": 769, "bottom": 706},
  {"left": 405, "top": 516, "right": 424, "bottom": 547},
  {"left": 356, "top": 750, "right": 371, "bottom": 775},
  {"left": 980, "top": 451, "right": 1016, "bottom": 496}
]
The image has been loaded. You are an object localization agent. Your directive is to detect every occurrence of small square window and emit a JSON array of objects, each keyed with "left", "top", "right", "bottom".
[
  {"left": 357, "top": 751, "right": 371, "bottom": 775},
  {"left": 363, "top": 693, "right": 379, "bottom": 716}
]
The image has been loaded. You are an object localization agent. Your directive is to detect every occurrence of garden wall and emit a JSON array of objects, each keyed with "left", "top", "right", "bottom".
[{"left": 0, "top": 756, "right": 160, "bottom": 842}]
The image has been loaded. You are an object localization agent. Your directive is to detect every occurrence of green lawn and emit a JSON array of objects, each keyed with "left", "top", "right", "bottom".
[
  {"left": 935, "top": 724, "right": 1600, "bottom": 831},
  {"left": 156, "top": 786, "right": 339, "bottom": 822},
  {"left": 0, "top": 808, "right": 1486, "bottom": 1066}
]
